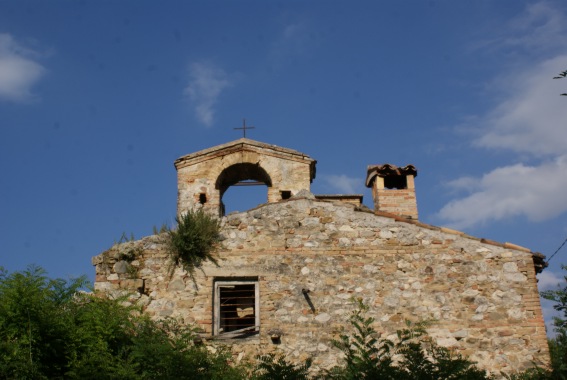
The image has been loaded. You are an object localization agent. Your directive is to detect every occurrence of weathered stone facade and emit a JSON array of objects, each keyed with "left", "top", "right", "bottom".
[
  {"left": 174, "top": 138, "right": 316, "bottom": 217},
  {"left": 93, "top": 139, "right": 549, "bottom": 376}
]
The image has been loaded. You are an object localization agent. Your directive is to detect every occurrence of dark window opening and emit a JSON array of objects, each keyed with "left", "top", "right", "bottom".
[
  {"left": 384, "top": 175, "right": 407, "bottom": 189},
  {"left": 214, "top": 280, "right": 259, "bottom": 337},
  {"left": 281, "top": 190, "right": 291, "bottom": 200},
  {"left": 199, "top": 193, "right": 207, "bottom": 204}
]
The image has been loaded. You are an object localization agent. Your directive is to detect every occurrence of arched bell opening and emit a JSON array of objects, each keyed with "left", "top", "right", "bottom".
[{"left": 215, "top": 163, "right": 273, "bottom": 216}]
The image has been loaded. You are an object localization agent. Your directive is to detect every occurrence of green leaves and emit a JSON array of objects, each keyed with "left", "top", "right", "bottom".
[
  {"left": 553, "top": 70, "right": 567, "bottom": 96},
  {"left": 253, "top": 354, "right": 312, "bottom": 380},
  {"left": 328, "top": 300, "right": 491, "bottom": 380},
  {"left": 534, "top": 264, "right": 567, "bottom": 379},
  {"left": 0, "top": 266, "right": 519, "bottom": 379},
  {"left": 0, "top": 266, "right": 246, "bottom": 380},
  {"left": 0, "top": 265, "right": 88, "bottom": 378},
  {"left": 167, "top": 209, "right": 220, "bottom": 275}
]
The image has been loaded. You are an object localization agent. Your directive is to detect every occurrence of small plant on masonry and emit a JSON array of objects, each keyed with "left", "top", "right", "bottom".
[{"left": 167, "top": 209, "right": 220, "bottom": 275}]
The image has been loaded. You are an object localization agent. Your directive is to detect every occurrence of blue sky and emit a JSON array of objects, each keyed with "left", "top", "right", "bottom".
[{"left": 1, "top": 0, "right": 566, "bottom": 334}]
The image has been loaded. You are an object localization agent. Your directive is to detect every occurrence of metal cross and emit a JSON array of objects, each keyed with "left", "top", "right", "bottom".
[{"left": 234, "top": 118, "right": 255, "bottom": 138}]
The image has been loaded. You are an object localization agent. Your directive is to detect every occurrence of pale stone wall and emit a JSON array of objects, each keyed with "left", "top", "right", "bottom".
[{"left": 93, "top": 196, "right": 549, "bottom": 376}]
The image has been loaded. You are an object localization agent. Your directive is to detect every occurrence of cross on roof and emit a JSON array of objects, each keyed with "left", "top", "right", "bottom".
[{"left": 234, "top": 118, "right": 255, "bottom": 138}]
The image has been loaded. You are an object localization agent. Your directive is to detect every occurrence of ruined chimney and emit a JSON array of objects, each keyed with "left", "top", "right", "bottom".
[{"left": 365, "top": 164, "right": 418, "bottom": 220}]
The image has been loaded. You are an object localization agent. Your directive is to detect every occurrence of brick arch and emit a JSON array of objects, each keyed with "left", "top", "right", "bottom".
[
  {"left": 174, "top": 139, "right": 316, "bottom": 217},
  {"left": 215, "top": 163, "right": 273, "bottom": 198}
]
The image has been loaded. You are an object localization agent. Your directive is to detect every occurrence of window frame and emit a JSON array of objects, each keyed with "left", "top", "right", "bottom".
[{"left": 213, "top": 279, "right": 260, "bottom": 338}]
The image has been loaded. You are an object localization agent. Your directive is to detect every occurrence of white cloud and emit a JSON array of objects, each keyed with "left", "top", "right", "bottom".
[
  {"left": 0, "top": 34, "right": 45, "bottom": 103},
  {"left": 438, "top": 157, "right": 567, "bottom": 229},
  {"left": 437, "top": 2, "right": 567, "bottom": 229},
  {"left": 320, "top": 174, "right": 361, "bottom": 194},
  {"left": 444, "top": 176, "right": 480, "bottom": 192},
  {"left": 504, "top": 1, "right": 567, "bottom": 52},
  {"left": 537, "top": 269, "right": 564, "bottom": 291},
  {"left": 474, "top": 55, "right": 567, "bottom": 157},
  {"left": 474, "top": 2, "right": 567, "bottom": 55},
  {"left": 184, "top": 62, "right": 231, "bottom": 127},
  {"left": 269, "top": 20, "right": 310, "bottom": 68}
]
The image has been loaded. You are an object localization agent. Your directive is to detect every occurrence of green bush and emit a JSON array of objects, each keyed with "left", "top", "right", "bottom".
[
  {"left": 0, "top": 266, "right": 508, "bottom": 380},
  {"left": 327, "top": 300, "right": 491, "bottom": 380},
  {"left": 541, "top": 264, "right": 567, "bottom": 378},
  {"left": 0, "top": 265, "right": 88, "bottom": 379},
  {"left": 252, "top": 354, "right": 312, "bottom": 380},
  {"left": 0, "top": 265, "right": 247, "bottom": 380},
  {"left": 167, "top": 209, "right": 220, "bottom": 275},
  {"left": 511, "top": 264, "right": 567, "bottom": 380}
]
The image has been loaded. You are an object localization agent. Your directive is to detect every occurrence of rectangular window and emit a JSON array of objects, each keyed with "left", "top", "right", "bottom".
[{"left": 214, "top": 280, "right": 259, "bottom": 338}]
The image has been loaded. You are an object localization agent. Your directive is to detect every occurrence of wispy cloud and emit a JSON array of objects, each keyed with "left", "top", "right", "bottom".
[
  {"left": 473, "top": 1, "right": 567, "bottom": 56},
  {"left": 537, "top": 269, "right": 564, "bottom": 291},
  {"left": 501, "top": 1, "right": 567, "bottom": 53},
  {"left": 438, "top": 158, "right": 567, "bottom": 229},
  {"left": 437, "top": 2, "right": 567, "bottom": 229},
  {"left": 320, "top": 174, "right": 362, "bottom": 194},
  {"left": 0, "top": 34, "right": 45, "bottom": 103},
  {"left": 474, "top": 55, "right": 567, "bottom": 157},
  {"left": 269, "top": 20, "right": 311, "bottom": 68},
  {"left": 184, "top": 62, "right": 231, "bottom": 127}
]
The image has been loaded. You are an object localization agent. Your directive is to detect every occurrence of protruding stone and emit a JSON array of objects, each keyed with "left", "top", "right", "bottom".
[
  {"left": 113, "top": 261, "right": 129, "bottom": 274},
  {"left": 315, "top": 313, "right": 331, "bottom": 323},
  {"left": 167, "top": 278, "right": 185, "bottom": 291}
]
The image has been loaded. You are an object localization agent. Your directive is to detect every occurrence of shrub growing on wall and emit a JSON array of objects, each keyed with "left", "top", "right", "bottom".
[{"left": 167, "top": 209, "right": 220, "bottom": 275}]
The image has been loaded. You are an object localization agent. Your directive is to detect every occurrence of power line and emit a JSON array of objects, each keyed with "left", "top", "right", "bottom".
[{"left": 547, "top": 235, "right": 567, "bottom": 263}]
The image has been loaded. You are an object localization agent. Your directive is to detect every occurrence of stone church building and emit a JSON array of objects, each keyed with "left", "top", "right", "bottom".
[{"left": 93, "top": 138, "right": 549, "bottom": 375}]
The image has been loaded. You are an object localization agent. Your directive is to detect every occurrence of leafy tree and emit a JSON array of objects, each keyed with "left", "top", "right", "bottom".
[
  {"left": 126, "top": 317, "right": 245, "bottom": 380},
  {"left": 395, "top": 323, "right": 489, "bottom": 380},
  {"left": 554, "top": 70, "right": 567, "bottom": 96},
  {"left": 252, "top": 354, "right": 312, "bottom": 380},
  {"left": 327, "top": 301, "right": 398, "bottom": 379},
  {"left": 0, "top": 266, "right": 515, "bottom": 379},
  {"left": 0, "top": 265, "right": 247, "bottom": 380},
  {"left": 327, "top": 300, "right": 491, "bottom": 380},
  {"left": 540, "top": 264, "right": 567, "bottom": 379},
  {"left": 64, "top": 293, "right": 140, "bottom": 378},
  {"left": 507, "top": 265, "right": 567, "bottom": 380},
  {"left": 0, "top": 265, "right": 88, "bottom": 379}
]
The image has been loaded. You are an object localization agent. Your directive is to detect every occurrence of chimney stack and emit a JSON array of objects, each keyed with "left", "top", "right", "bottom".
[{"left": 365, "top": 164, "right": 418, "bottom": 220}]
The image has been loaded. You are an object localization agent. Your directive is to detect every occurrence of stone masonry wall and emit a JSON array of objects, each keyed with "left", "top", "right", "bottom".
[
  {"left": 93, "top": 196, "right": 549, "bottom": 376},
  {"left": 175, "top": 140, "right": 314, "bottom": 217}
]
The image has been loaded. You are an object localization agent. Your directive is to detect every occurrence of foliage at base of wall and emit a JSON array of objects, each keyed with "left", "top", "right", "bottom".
[
  {"left": 3, "top": 266, "right": 563, "bottom": 379},
  {"left": 325, "top": 299, "right": 492, "bottom": 380},
  {"left": 508, "top": 264, "right": 567, "bottom": 380},
  {"left": 0, "top": 265, "right": 244, "bottom": 380},
  {"left": 252, "top": 354, "right": 312, "bottom": 380},
  {"left": 166, "top": 209, "right": 220, "bottom": 275}
]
